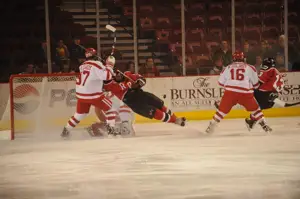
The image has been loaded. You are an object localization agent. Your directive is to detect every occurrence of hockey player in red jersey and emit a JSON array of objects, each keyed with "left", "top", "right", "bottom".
[
  {"left": 61, "top": 48, "right": 116, "bottom": 138},
  {"left": 206, "top": 51, "right": 272, "bottom": 133},
  {"left": 105, "top": 70, "right": 186, "bottom": 127},
  {"left": 92, "top": 62, "right": 186, "bottom": 132},
  {"left": 245, "top": 57, "right": 300, "bottom": 129}
]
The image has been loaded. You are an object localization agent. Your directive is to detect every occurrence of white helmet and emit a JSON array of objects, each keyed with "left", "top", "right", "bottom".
[{"left": 106, "top": 55, "right": 115, "bottom": 68}]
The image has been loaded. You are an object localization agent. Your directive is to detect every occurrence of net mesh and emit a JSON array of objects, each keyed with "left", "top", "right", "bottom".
[{"left": 2, "top": 74, "right": 94, "bottom": 139}]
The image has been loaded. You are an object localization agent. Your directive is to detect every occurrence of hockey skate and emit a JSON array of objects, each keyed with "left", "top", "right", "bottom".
[
  {"left": 120, "top": 121, "right": 135, "bottom": 137},
  {"left": 106, "top": 124, "right": 120, "bottom": 137},
  {"left": 258, "top": 120, "right": 272, "bottom": 133},
  {"left": 61, "top": 127, "right": 70, "bottom": 138},
  {"left": 175, "top": 117, "right": 186, "bottom": 127},
  {"left": 205, "top": 121, "right": 217, "bottom": 134},
  {"left": 245, "top": 118, "right": 257, "bottom": 131},
  {"left": 85, "top": 123, "right": 104, "bottom": 137}
]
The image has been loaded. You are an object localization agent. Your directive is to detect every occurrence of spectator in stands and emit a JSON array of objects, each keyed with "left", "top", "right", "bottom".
[
  {"left": 20, "top": 63, "right": 37, "bottom": 74},
  {"left": 126, "top": 61, "right": 135, "bottom": 73},
  {"left": 272, "top": 35, "right": 299, "bottom": 65},
  {"left": 257, "top": 40, "right": 273, "bottom": 58},
  {"left": 139, "top": 57, "right": 160, "bottom": 77},
  {"left": 243, "top": 41, "right": 256, "bottom": 65},
  {"left": 69, "top": 37, "right": 85, "bottom": 72},
  {"left": 212, "top": 40, "right": 232, "bottom": 66},
  {"left": 254, "top": 55, "right": 263, "bottom": 73},
  {"left": 209, "top": 56, "right": 224, "bottom": 75},
  {"left": 36, "top": 40, "right": 56, "bottom": 72},
  {"left": 37, "top": 41, "right": 47, "bottom": 67},
  {"left": 275, "top": 53, "right": 292, "bottom": 72},
  {"left": 55, "top": 40, "right": 70, "bottom": 72}
]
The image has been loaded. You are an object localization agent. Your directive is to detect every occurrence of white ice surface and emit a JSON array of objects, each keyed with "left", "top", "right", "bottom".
[{"left": 1, "top": 117, "right": 300, "bottom": 199}]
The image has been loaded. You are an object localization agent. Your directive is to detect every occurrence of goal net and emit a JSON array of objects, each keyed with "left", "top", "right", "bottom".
[{"left": 0, "top": 73, "right": 98, "bottom": 140}]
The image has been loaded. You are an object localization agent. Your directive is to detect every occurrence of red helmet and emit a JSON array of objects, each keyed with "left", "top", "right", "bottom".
[
  {"left": 85, "top": 48, "right": 97, "bottom": 58},
  {"left": 232, "top": 51, "right": 245, "bottom": 62}
]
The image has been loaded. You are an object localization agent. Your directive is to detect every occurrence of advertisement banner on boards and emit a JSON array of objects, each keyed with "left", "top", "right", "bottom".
[{"left": 143, "top": 72, "right": 300, "bottom": 112}]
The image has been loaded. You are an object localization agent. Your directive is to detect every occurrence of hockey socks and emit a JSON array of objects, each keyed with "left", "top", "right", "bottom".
[
  {"left": 160, "top": 106, "right": 172, "bottom": 115},
  {"left": 250, "top": 108, "right": 264, "bottom": 121},
  {"left": 105, "top": 111, "right": 117, "bottom": 127},
  {"left": 66, "top": 113, "right": 87, "bottom": 130},
  {"left": 154, "top": 109, "right": 176, "bottom": 123}
]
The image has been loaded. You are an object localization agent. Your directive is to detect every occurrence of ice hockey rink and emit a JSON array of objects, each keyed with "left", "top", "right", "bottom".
[{"left": 1, "top": 117, "right": 300, "bottom": 199}]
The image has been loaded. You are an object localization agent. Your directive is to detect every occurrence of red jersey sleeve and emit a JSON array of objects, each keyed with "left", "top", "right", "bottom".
[
  {"left": 103, "top": 80, "right": 132, "bottom": 100},
  {"left": 124, "top": 71, "right": 143, "bottom": 82}
]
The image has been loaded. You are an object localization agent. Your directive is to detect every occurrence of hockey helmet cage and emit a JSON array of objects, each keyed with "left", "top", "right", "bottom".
[
  {"left": 261, "top": 57, "right": 276, "bottom": 70},
  {"left": 106, "top": 55, "right": 116, "bottom": 68},
  {"left": 85, "top": 48, "right": 97, "bottom": 58},
  {"left": 232, "top": 51, "right": 245, "bottom": 62}
]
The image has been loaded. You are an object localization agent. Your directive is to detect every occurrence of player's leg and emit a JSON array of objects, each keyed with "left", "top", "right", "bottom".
[
  {"left": 90, "top": 95, "right": 118, "bottom": 135},
  {"left": 125, "top": 90, "right": 185, "bottom": 125},
  {"left": 239, "top": 93, "right": 272, "bottom": 132},
  {"left": 62, "top": 99, "right": 91, "bottom": 137},
  {"left": 86, "top": 107, "right": 108, "bottom": 137},
  {"left": 118, "top": 104, "right": 136, "bottom": 136},
  {"left": 206, "top": 90, "right": 236, "bottom": 133},
  {"left": 142, "top": 91, "right": 172, "bottom": 113},
  {"left": 127, "top": 100, "right": 186, "bottom": 126},
  {"left": 245, "top": 90, "right": 273, "bottom": 128},
  {"left": 88, "top": 95, "right": 122, "bottom": 137}
]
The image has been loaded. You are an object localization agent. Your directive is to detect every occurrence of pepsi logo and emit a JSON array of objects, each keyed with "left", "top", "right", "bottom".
[{"left": 13, "top": 84, "right": 40, "bottom": 114}]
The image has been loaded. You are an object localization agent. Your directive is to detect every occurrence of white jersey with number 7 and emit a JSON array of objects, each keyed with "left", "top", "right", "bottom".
[
  {"left": 218, "top": 62, "right": 260, "bottom": 94},
  {"left": 76, "top": 60, "right": 114, "bottom": 100}
]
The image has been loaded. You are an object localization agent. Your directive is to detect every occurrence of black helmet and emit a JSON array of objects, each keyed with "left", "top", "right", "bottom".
[{"left": 261, "top": 57, "right": 276, "bottom": 70}]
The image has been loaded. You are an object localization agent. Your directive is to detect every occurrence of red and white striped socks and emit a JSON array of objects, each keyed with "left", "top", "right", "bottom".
[
  {"left": 250, "top": 108, "right": 264, "bottom": 121},
  {"left": 213, "top": 110, "right": 226, "bottom": 123},
  {"left": 66, "top": 113, "right": 88, "bottom": 129}
]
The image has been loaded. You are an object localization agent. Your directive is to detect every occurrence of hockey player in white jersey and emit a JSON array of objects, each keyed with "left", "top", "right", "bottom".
[
  {"left": 86, "top": 56, "right": 135, "bottom": 137},
  {"left": 61, "top": 48, "right": 116, "bottom": 138},
  {"left": 206, "top": 51, "right": 272, "bottom": 134}
]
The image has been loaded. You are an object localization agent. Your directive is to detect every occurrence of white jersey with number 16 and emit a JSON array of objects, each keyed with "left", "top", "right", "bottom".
[
  {"left": 218, "top": 62, "right": 260, "bottom": 94},
  {"left": 76, "top": 60, "right": 113, "bottom": 100}
]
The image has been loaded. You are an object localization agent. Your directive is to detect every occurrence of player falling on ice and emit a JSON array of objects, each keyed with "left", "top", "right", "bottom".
[
  {"left": 88, "top": 91, "right": 135, "bottom": 137},
  {"left": 86, "top": 63, "right": 186, "bottom": 136},
  {"left": 206, "top": 51, "right": 272, "bottom": 134},
  {"left": 61, "top": 48, "right": 116, "bottom": 138},
  {"left": 244, "top": 57, "right": 300, "bottom": 129},
  {"left": 86, "top": 56, "right": 136, "bottom": 137}
]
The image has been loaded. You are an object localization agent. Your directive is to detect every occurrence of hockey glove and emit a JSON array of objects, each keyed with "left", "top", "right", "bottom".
[{"left": 131, "top": 78, "right": 146, "bottom": 89}]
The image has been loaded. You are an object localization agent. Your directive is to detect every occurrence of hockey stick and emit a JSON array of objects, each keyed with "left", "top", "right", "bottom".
[
  {"left": 76, "top": 44, "right": 105, "bottom": 61},
  {"left": 213, "top": 101, "right": 219, "bottom": 109},
  {"left": 116, "top": 70, "right": 134, "bottom": 82},
  {"left": 105, "top": 24, "right": 117, "bottom": 56},
  {"left": 284, "top": 101, "right": 300, "bottom": 107},
  {"left": 75, "top": 24, "right": 116, "bottom": 60}
]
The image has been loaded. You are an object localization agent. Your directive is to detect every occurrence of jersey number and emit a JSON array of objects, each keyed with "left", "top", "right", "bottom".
[
  {"left": 230, "top": 69, "right": 245, "bottom": 80},
  {"left": 76, "top": 71, "right": 90, "bottom": 86}
]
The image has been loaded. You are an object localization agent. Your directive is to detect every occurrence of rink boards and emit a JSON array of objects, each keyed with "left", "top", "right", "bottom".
[{"left": 0, "top": 72, "right": 300, "bottom": 131}]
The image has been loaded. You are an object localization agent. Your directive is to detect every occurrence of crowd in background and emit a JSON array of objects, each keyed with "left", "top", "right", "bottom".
[
  {"left": 1, "top": 0, "right": 300, "bottom": 82},
  {"left": 6, "top": 32, "right": 300, "bottom": 81}
]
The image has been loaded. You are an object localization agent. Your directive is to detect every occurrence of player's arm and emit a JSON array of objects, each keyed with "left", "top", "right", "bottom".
[
  {"left": 249, "top": 66, "right": 260, "bottom": 89},
  {"left": 95, "top": 66, "right": 115, "bottom": 81},
  {"left": 273, "top": 69, "right": 285, "bottom": 92},
  {"left": 217, "top": 67, "right": 227, "bottom": 87},
  {"left": 258, "top": 69, "right": 270, "bottom": 85},
  {"left": 123, "top": 71, "right": 146, "bottom": 89}
]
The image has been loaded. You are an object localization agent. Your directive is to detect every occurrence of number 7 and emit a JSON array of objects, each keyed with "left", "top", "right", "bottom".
[{"left": 76, "top": 71, "right": 90, "bottom": 86}]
